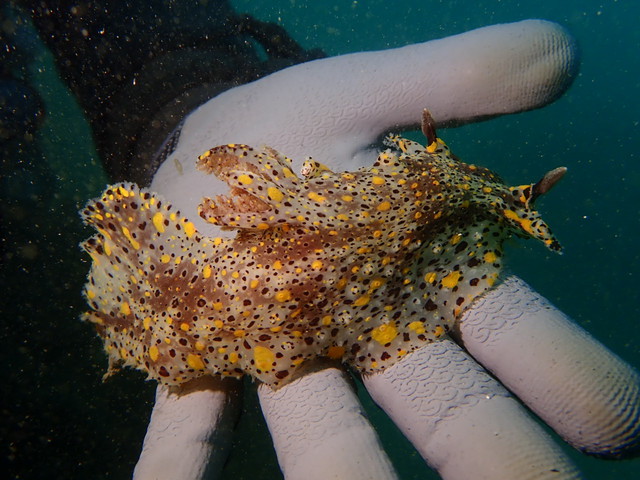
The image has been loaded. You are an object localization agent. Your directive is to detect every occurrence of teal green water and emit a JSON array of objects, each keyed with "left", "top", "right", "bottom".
[{"left": 2, "top": 1, "right": 638, "bottom": 479}]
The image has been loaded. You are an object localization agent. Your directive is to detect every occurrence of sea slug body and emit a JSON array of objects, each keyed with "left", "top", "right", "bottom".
[{"left": 81, "top": 111, "right": 563, "bottom": 387}]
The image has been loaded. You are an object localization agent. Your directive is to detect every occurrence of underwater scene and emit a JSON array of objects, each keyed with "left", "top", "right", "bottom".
[{"left": 2, "top": 0, "right": 639, "bottom": 479}]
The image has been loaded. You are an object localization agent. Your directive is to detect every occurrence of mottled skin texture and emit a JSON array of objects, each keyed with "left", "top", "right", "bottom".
[{"left": 81, "top": 114, "right": 561, "bottom": 387}]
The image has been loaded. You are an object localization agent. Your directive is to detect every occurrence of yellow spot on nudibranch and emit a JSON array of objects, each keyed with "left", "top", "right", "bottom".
[
  {"left": 120, "top": 302, "right": 131, "bottom": 315},
  {"left": 484, "top": 251, "right": 498, "bottom": 263},
  {"left": 152, "top": 212, "right": 165, "bottom": 233},
  {"left": 253, "top": 346, "right": 274, "bottom": 371},
  {"left": 371, "top": 323, "right": 398, "bottom": 345},
  {"left": 184, "top": 221, "right": 196, "bottom": 238},
  {"left": 282, "top": 167, "right": 296, "bottom": 178},
  {"left": 149, "top": 346, "right": 159, "bottom": 362},
  {"left": 187, "top": 354, "right": 205, "bottom": 370},
  {"left": 275, "top": 290, "right": 292, "bottom": 302},
  {"left": 409, "top": 321, "right": 426, "bottom": 334},
  {"left": 203, "top": 265, "right": 212, "bottom": 279},
  {"left": 503, "top": 209, "right": 534, "bottom": 235},
  {"left": 354, "top": 295, "right": 370, "bottom": 307},
  {"left": 237, "top": 174, "right": 253, "bottom": 185},
  {"left": 311, "top": 260, "right": 323, "bottom": 270},
  {"left": 450, "top": 233, "right": 463, "bottom": 245},
  {"left": 377, "top": 201, "right": 391, "bottom": 211},
  {"left": 121, "top": 227, "right": 140, "bottom": 250},
  {"left": 267, "top": 187, "right": 284, "bottom": 202},
  {"left": 424, "top": 272, "right": 437, "bottom": 284},
  {"left": 441, "top": 271, "right": 461, "bottom": 289},
  {"left": 307, "top": 191, "right": 326, "bottom": 203}
]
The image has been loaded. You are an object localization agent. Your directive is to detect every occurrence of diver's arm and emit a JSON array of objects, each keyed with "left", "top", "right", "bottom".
[{"left": 20, "top": 0, "right": 322, "bottom": 183}]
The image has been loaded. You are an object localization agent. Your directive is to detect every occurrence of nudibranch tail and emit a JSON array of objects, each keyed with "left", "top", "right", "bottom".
[{"left": 80, "top": 112, "right": 564, "bottom": 387}]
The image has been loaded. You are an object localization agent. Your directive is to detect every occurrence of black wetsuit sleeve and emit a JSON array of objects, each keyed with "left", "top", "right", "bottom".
[{"left": 18, "top": 0, "right": 323, "bottom": 183}]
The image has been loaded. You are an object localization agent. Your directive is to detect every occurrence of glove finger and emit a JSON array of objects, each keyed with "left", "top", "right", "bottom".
[
  {"left": 151, "top": 20, "right": 578, "bottom": 236},
  {"left": 363, "top": 339, "right": 581, "bottom": 480},
  {"left": 258, "top": 364, "right": 398, "bottom": 480},
  {"left": 457, "top": 275, "right": 640, "bottom": 457},
  {"left": 133, "top": 376, "right": 242, "bottom": 480}
]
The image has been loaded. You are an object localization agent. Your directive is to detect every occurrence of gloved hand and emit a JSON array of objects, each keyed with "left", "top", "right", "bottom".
[{"left": 130, "top": 20, "right": 639, "bottom": 480}]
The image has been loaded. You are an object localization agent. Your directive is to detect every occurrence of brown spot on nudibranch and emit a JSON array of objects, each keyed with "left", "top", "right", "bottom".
[{"left": 80, "top": 111, "right": 563, "bottom": 387}]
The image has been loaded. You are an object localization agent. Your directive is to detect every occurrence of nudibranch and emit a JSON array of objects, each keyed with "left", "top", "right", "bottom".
[{"left": 80, "top": 110, "right": 564, "bottom": 387}]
